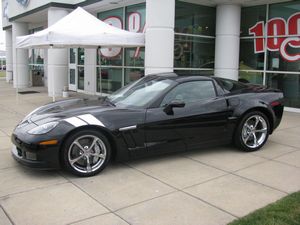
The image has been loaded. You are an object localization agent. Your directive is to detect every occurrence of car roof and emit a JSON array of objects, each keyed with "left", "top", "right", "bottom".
[{"left": 151, "top": 72, "right": 214, "bottom": 83}]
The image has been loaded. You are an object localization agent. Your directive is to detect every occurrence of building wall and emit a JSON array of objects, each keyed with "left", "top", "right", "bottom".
[
  {"left": 2, "top": 0, "right": 300, "bottom": 109},
  {"left": 3, "top": 0, "right": 83, "bottom": 21}
]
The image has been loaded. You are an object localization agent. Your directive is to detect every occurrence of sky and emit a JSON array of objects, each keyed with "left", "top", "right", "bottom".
[{"left": 0, "top": 1, "right": 5, "bottom": 51}]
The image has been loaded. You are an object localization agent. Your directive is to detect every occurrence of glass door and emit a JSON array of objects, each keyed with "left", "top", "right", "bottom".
[
  {"left": 77, "top": 48, "right": 85, "bottom": 91},
  {"left": 69, "top": 48, "right": 77, "bottom": 91}
]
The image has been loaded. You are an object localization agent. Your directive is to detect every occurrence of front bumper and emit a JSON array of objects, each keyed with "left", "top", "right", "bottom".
[
  {"left": 11, "top": 134, "right": 61, "bottom": 170},
  {"left": 12, "top": 145, "right": 55, "bottom": 169}
]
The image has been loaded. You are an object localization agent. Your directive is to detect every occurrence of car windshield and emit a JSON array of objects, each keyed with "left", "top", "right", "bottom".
[{"left": 107, "top": 76, "right": 176, "bottom": 108}]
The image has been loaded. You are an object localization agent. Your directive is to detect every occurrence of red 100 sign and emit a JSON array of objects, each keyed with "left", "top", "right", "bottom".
[
  {"left": 249, "top": 12, "right": 300, "bottom": 62},
  {"left": 100, "top": 13, "right": 144, "bottom": 58}
]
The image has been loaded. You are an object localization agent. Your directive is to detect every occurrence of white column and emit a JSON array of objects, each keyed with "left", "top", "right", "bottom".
[
  {"left": 5, "top": 29, "right": 13, "bottom": 83},
  {"left": 145, "top": 0, "right": 175, "bottom": 75},
  {"left": 12, "top": 22, "right": 29, "bottom": 88},
  {"left": 214, "top": 4, "right": 241, "bottom": 80},
  {"left": 47, "top": 8, "right": 69, "bottom": 97},
  {"left": 84, "top": 48, "right": 96, "bottom": 94}
]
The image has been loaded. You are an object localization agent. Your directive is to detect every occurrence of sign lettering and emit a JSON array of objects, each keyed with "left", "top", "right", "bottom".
[
  {"left": 100, "top": 13, "right": 145, "bottom": 58},
  {"left": 100, "top": 17, "right": 123, "bottom": 58},
  {"left": 249, "top": 12, "right": 300, "bottom": 62}
]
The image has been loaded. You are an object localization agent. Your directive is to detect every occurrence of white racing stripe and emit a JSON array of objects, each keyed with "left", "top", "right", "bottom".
[
  {"left": 64, "top": 117, "right": 87, "bottom": 127},
  {"left": 77, "top": 114, "right": 105, "bottom": 127}
]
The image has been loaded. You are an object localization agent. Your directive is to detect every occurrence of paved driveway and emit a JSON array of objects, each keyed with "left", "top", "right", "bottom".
[{"left": 0, "top": 78, "right": 300, "bottom": 225}]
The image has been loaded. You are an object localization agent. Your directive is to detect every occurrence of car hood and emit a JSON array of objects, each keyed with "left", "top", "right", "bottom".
[{"left": 24, "top": 98, "right": 114, "bottom": 125}]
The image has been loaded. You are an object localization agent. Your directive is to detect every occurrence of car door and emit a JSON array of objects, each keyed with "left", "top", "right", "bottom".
[{"left": 144, "top": 80, "right": 230, "bottom": 153}]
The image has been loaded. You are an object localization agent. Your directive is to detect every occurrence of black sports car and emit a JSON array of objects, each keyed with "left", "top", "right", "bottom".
[{"left": 11, "top": 73, "right": 284, "bottom": 176}]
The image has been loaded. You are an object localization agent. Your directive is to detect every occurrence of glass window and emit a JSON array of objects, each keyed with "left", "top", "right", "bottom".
[
  {"left": 98, "top": 8, "right": 123, "bottom": 25},
  {"left": 266, "top": 73, "right": 300, "bottom": 108},
  {"left": 269, "top": 1, "right": 300, "bottom": 20},
  {"left": 33, "top": 49, "right": 44, "bottom": 64},
  {"left": 241, "top": 6, "right": 266, "bottom": 37},
  {"left": 125, "top": 47, "right": 145, "bottom": 67},
  {"left": 239, "top": 39, "right": 265, "bottom": 70},
  {"left": 78, "top": 66, "right": 84, "bottom": 90},
  {"left": 124, "top": 3, "right": 146, "bottom": 68},
  {"left": 267, "top": 45, "right": 300, "bottom": 72},
  {"left": 175, "top": 1, "right": 216, "bottom": 36},
  {"left": 97, "top": 68, "right": 122, "bottom": 94},
  {"left": 174, "top": 35, "right": 215, "bottom": 68},
  {"left": 239, "top": 71, "right": 263, "bottom": 85},
  {"left": 125, "top": 68, "right": 144, "bottom": 85},
  {"left": 98, "top": 8, "right": 123, "bottom": 67},
  {"left": 125, "top": 3, "right": 146, "bottom": 32},
  {"left": 29, "top": 49, "right": 44, "bottom": 65},
  {"left": 70, "top": 48, "right": 76, "bottom": 64},
  {"left": 97, "top": 48, "right": 123, "bottom": 66},
  {"left": 95, "top": 5, "right": 146, "bottom": 94},
  {"left": 175, "top": 70, "right": 214, "bottom": 76},
  {"left": 28, "top": 27, "right": 45, "bottom": 86},
  {"left": 30, "top": 65, "right": 44, "bottom": 86},
  {"left": 96, "top": 4, "right": 146, "bottom": 94},
  {"left": 96, "top": 67, "right": 101, "bottom": 93},
  {"left": 70, "top": 69, "right": 75, "bottom": 85},
  {"left": 78, "top": 48, "right": 84, "bottom": 65},
  {"left": 161, "top": 81, "right": 216, "bottom": 106},
  {"left": 28, "top": 29, "right": 45, "bottom": 86}
]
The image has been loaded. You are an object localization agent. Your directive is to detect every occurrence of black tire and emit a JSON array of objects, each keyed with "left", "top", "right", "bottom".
[
  {"left": 234, "top": 111, "right": 270, "bottom": 152},
  {"left": 62, "top": 129, "right": 111, "bottom": 177}
]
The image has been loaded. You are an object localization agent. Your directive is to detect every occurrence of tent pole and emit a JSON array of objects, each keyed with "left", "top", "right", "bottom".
[{"left": 50, "top": 45, "right": 55, "bottom": 102}]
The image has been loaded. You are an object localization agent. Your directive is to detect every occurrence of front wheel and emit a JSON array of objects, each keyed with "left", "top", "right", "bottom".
[
  {"left": 235, "top": 111, "right": 270, "bottom": 152},
  {"left": 62, "top": 129, "right": 111, "bottom": 177}
]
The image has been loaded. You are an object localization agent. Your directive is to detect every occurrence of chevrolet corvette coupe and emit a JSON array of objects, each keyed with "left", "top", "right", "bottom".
[{"left": 11, "top": 73, "right": 284, "bottom": 176}]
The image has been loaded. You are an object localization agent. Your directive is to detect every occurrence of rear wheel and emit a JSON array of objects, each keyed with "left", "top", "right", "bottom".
[
  {"left": 63, "top": 129, "right": 111, "bottom": 176},
  {"left": 235, "top": 111, "right": 270, "bottom": 152}
]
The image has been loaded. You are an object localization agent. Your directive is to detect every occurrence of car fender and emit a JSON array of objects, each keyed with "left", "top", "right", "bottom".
[
  {"left": 58, "top": 122, "right": 130, "bottom": 163},
  {"left": 230, "top": 97, "right": 276, "bottom": 133}
]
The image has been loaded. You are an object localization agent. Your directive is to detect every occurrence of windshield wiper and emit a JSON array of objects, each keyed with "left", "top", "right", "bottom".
[{"left": 103, "top": 96, "right": 116, "bottom": 107}]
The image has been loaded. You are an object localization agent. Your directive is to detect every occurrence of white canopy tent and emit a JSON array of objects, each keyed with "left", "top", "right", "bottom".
[{"left": 15, "top": 7, "right": 145, "bottom": 101}]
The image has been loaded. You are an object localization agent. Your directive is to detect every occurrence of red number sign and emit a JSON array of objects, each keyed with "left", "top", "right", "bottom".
[
  {"left": 100, "top": 17, "right": 123, "bottom": 58},
  {"left": 249, "top": 21, "right": 264, "bottom": 53},
  {"left": 249, "top": 12, "right": 300, "bottom": 62},
  {"left": 100, "top": 13, "right": 145, "bottom": 58}
]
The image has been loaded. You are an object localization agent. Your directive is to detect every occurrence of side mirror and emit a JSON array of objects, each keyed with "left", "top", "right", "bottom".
[{"left": 163, "top": 100, "right": 185, "bottom": 115}]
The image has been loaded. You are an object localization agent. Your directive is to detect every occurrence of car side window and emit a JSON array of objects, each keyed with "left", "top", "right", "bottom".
[
  {"left": 216, "top": 78, "right": 247, "bottom": 93},
  {"left": 160, "top": 81, "right": 216, "bottom": 106}
]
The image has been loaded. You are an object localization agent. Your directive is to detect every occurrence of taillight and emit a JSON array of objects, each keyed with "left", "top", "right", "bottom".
[{"left": 271, "top": 101, "right": 281, "bottom": 107}]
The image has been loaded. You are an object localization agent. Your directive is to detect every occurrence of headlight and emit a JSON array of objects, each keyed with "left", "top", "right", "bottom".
[{"left": 27, "top": 121, "right": 59, "bottom": 135}]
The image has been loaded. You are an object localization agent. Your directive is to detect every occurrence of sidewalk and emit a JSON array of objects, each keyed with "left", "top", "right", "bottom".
[{"left": 0, "top": 78, "right": 300, "bottom": 225}]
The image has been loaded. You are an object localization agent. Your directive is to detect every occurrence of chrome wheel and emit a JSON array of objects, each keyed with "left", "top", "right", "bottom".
[
  {"left": 68, "top": 135, "right": 107, "bottom": 174},
  {"left": 241, "top": 115, "right": 268, "bottom": 149}
]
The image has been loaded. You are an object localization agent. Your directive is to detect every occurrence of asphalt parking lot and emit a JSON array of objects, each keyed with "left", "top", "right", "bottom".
[{"left": 0, "top": 77, "right": 300, "bottom": 225}]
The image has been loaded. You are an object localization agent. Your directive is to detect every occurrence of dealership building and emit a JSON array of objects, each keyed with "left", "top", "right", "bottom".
[{"left": 2, "top": 0, "right": 300, "bottom": 111}]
